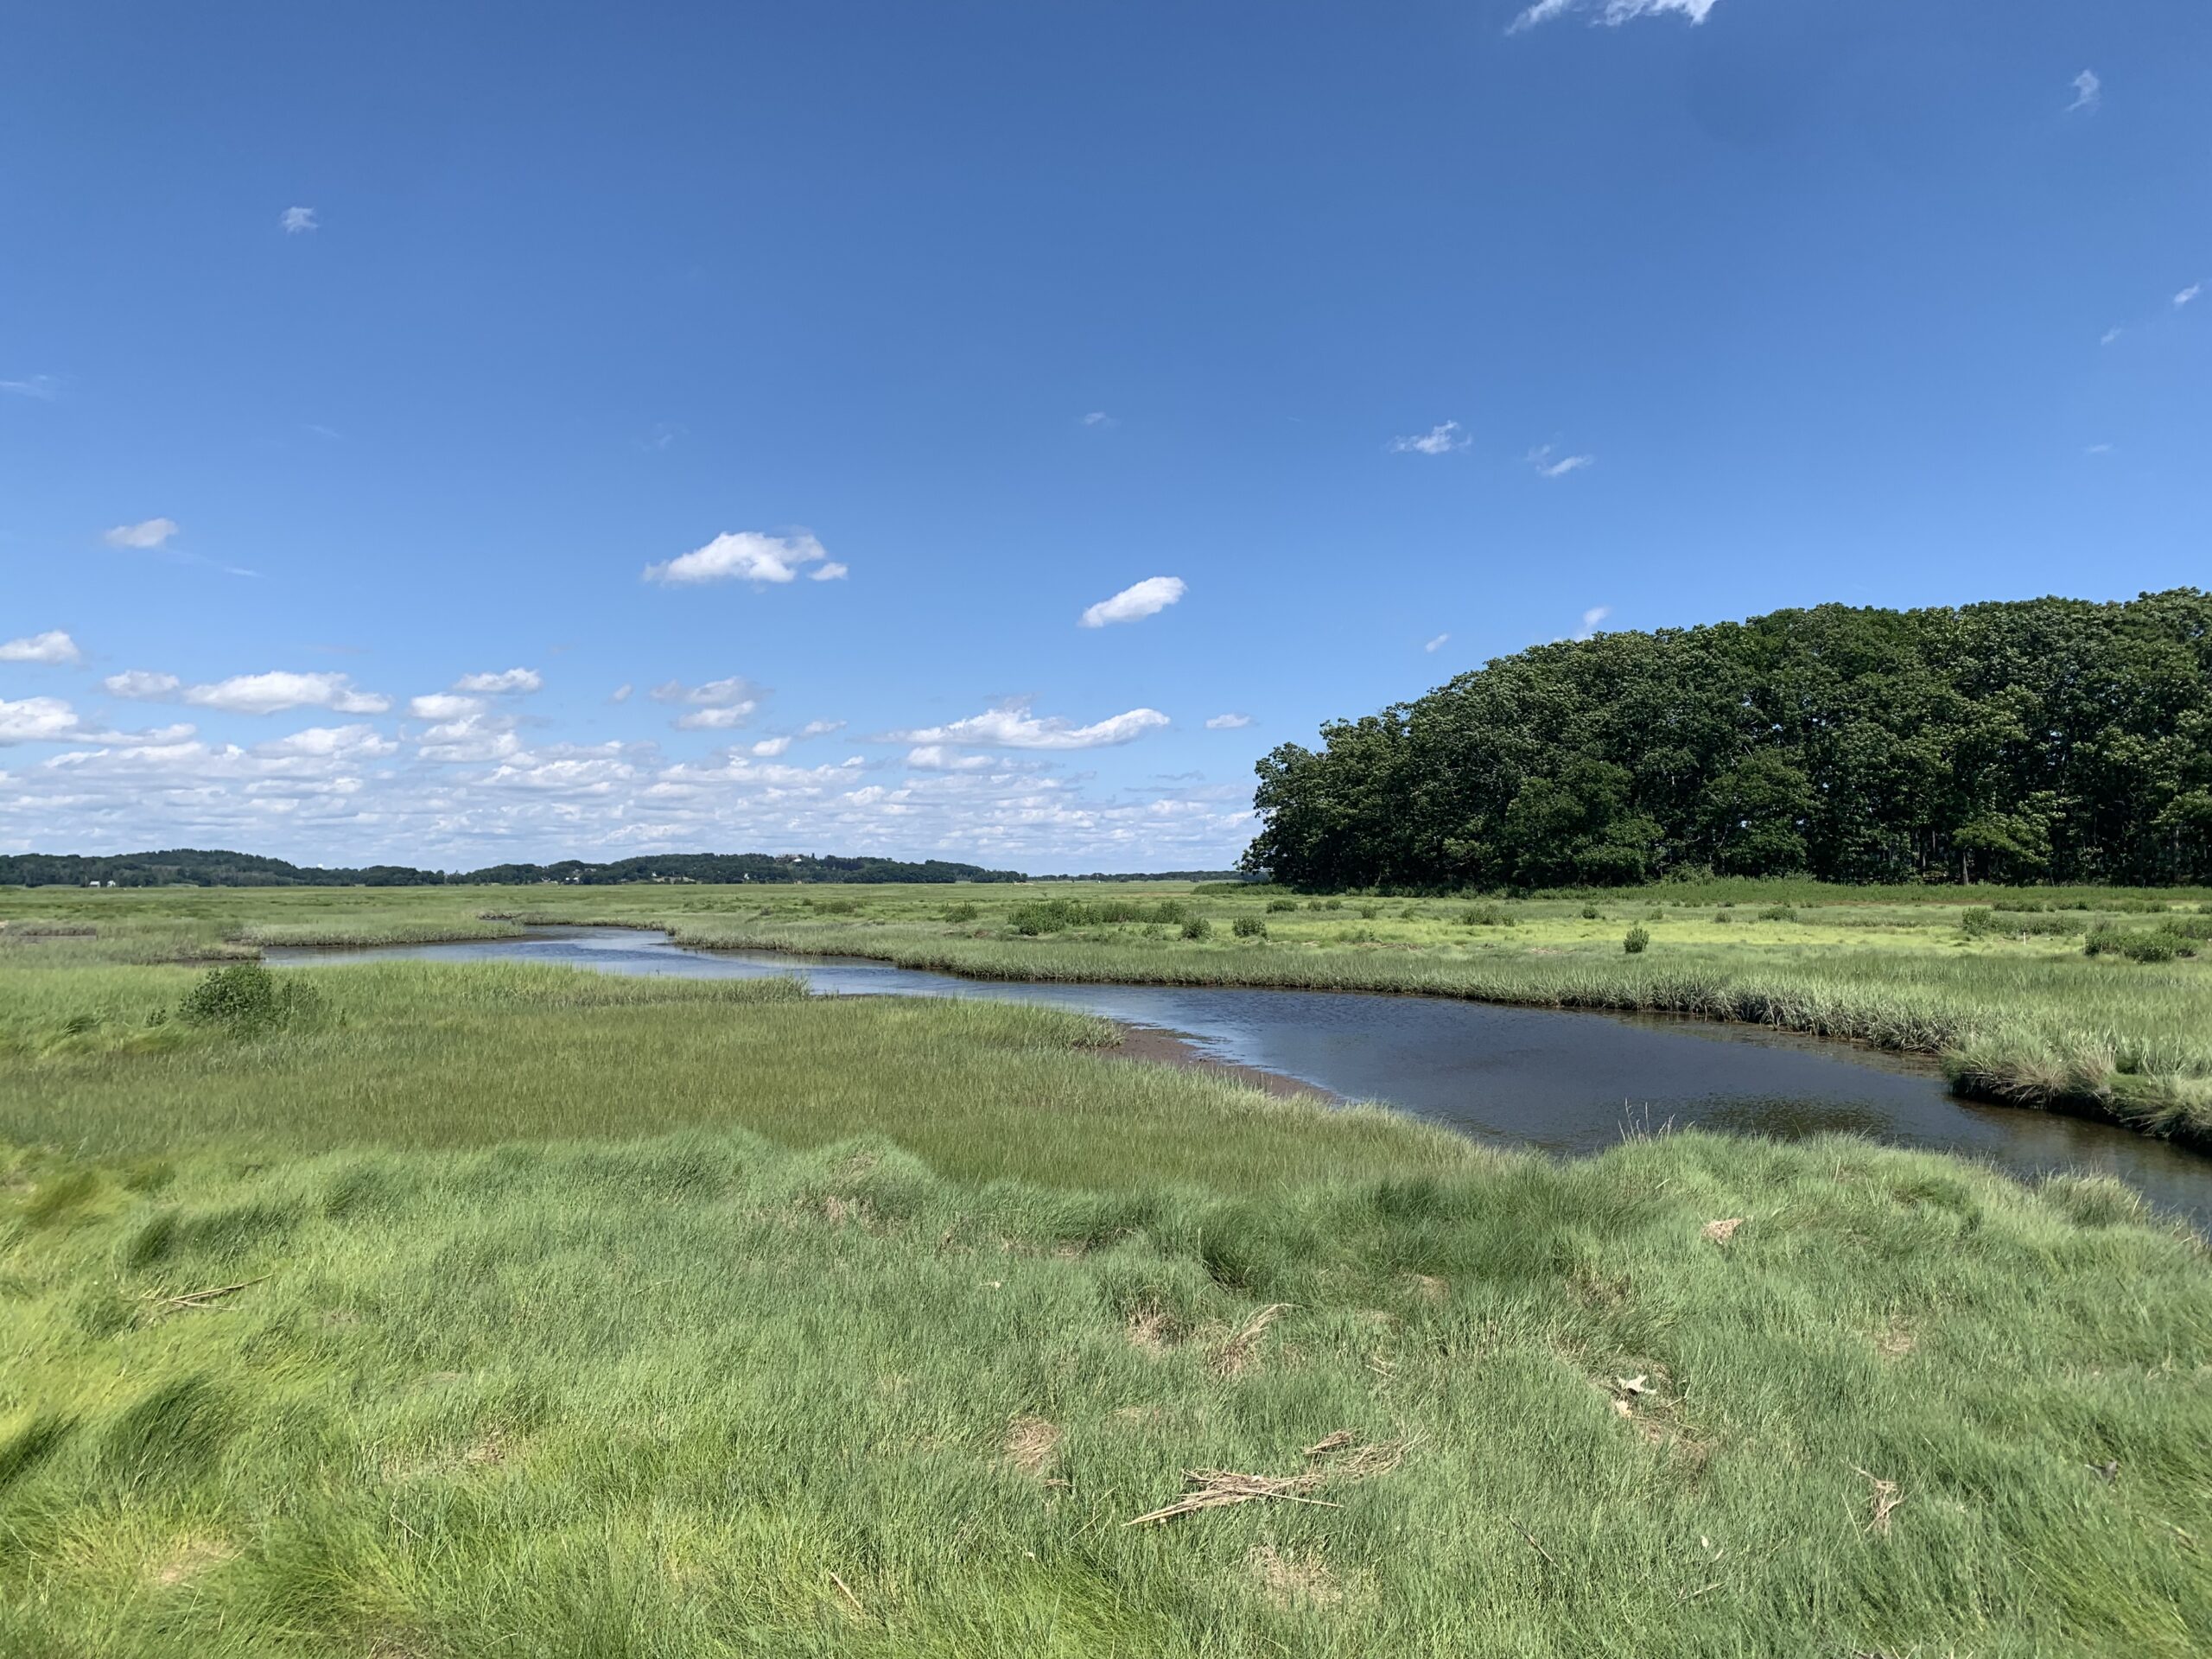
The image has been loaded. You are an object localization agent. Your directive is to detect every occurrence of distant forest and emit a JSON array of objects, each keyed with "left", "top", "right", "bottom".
[
  {"left": 0, "top": 849, "right": 1025, "bottom": 888},
  {"left": 1244, "top": 589, "right": 2212, "bottom": 890}
]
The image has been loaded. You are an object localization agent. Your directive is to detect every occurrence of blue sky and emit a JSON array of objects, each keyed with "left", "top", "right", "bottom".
[{"left": 3, "top": 1, "right": 2206, "bottom": 873}]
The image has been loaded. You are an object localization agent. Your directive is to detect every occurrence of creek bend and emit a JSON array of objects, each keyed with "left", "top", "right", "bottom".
[{"left": 270, "top": 924, "right": 2212, "bottom": 1228}]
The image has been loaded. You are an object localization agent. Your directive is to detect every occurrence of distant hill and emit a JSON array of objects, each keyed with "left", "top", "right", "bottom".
[{"left": 0, "top": 849, "right": 1026, "bottom": 888}]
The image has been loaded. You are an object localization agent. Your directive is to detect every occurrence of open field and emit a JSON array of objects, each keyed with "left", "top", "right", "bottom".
[
  {"left": 2, "top": 944, "right": 2209, "bottom": 1656},
  {"left": 16, "top": 876, "right": 2204, "bottom": 1142}
]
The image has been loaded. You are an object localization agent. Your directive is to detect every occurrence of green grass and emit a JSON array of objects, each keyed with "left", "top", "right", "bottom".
[
  {"left": 9, "top": 878, "right": 2212, "bottom": 1143},
  {"left": 1, "top": 953, "right": 2208, "bottom": 1656}
]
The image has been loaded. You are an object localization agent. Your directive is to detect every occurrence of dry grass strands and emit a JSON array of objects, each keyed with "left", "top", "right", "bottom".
[
  {"left": 1211, "top": 1301, "right": 1294, "bottom": 1377},
  {"left": 1853, "top": 1466, "right": 1904, "bottom": 1536},
  {"left": 1125, "top": 1468, "right": 1340, "bottom": 1527},
  {"left": 1701, "top": 1217, "right": 1745, "bottom": 1243},
  {"left": 1002, "top": 1415, "right": 1062, "bottom": 1478},
  {"left": 1248, "top": 1542, "right": 1344, "bottom": 1609},
  {"left": 156, "top": 1275, "right": 268, "bottom": 1312}
]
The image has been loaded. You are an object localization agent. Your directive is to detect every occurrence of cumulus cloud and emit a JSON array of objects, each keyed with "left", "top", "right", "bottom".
[
  {"left": 1510, "top": 0, "right": 1718, "bottom": 30},
  {"left": 281, "top": 206, "right": 319, "bottom": 233},
  {"left": 182, "top": 671, "right": 391, "bottom": 716},
  {"left": 103, "top": 670, "right": 181, "bottom": 700},
  {"left": 0, "top": 696, "right": 88, "bottom": 746},
  {"left": 652, "top": 678, "right": 760, "bottom": 730},
  {"left": 409, "top": 693, "right": 484, "bottom": 721},
  {"left": 748, "top": 736, "right": 792, "bottom": 757},
  {"left": 453, "top": 667, "right": 543, "bottom": 695},
  {"left": 1078, "top": 576, "right": 1186, "bottom": 629},
  {"left": 1529, "top": 445, "right": 1594, "bottom": 479},
  {"left": 1425, "top": 633, "right": 1451, "bottom": 653},
  {"left": 2066, "top": 70, "right": 2101, "bottom": 114},
  {"left": 254, "top": 724, "right": 397, "bottom": 760},
  {"left": 2177, "top": 283, "right": 2203, "bottom": 309},
  {"left": 644, "top": 531, "right": 844, "bottom": 585},
  {"left": 893, "top": 702, "right": 1170, "bottom": 751},
  {"left": 799, "top": 720, "right": 845, "bottom": 737},
  {"left": 1390, "top": 421, "right": 1469, "bottom": 455},
  {"left": 1576, "top": 606, "right": 1611, "bottom": 640},
  {"left": 0, "top": 631, "right": 81, "bottom": 665},
  {"left": 673, "top": 706, "right": 755, "bottom": 731},
  {"left": 105, "top": 518, "right": 181, "bottom": 550},
  {"left": 810, "top": 562, "right": 849, "bottom": 582},
  {"left": 1205, "top": 713, "right": 1253, "bottom": 729}
]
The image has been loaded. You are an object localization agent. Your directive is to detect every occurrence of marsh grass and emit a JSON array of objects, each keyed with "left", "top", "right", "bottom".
[{"left": 1, "top": 955, "right": 2208, "bottom": 1656}]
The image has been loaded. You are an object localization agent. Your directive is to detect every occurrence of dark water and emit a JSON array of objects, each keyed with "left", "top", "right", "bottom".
[{"left": 270, "top": 925, "right": 2212, "bottom": 1227}]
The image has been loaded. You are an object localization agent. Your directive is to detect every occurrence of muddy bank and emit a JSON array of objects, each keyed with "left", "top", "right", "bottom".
[{"left": 1104, "top": 1023, "right": 1335, "bottom": 1103}]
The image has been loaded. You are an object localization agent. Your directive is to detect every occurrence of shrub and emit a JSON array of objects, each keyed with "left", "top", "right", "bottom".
[
  {"left": 1713, "top": 911, "right": 1732, "bottom": 925},
  {"left": 1459, "top": 904, "right": 1508, "bottom": 927},
  {"left": 1232, "top": 916, "right": 1268, "bottom": 939},
  {"left": 941, "top": 902, "right": 979, "bottom": 924},
  {"left": 1959, "top": 906, "right": 1999, "bottom": 938},
  {"left": 1623, "top": 925, "right": 1650, "bottom": 955},
  {"left": 176, "top": 963, "right": 323, "bottom": 1034},
  {"left": 1324, "top": 898, "right": 1344, "bottom": 911},
  {"left": 1579, "top": 904, "right": 1601, "bottom": 920},
  {"left": 1266, "top": 897, "right": 1298, "bottom": 913},
  {"left": 1357, "top": 904, "right": 1380, "bottom": 920},
  {"left": 2082, "top": 924, "right": 2196, "bottom": 963},
  {"left": 1007, "top": 899, "right": 1083, "bottom": 936},
  {"left": 1181, "top": 917, "right": 1213, "bottom": 941},
  {"left": 1756, "top": 905, "right": 1796, "bottom": 923}
]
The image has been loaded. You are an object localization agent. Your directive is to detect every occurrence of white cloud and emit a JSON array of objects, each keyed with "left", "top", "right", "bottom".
[
  {"left": 749, "top": 736, "right": 792, "bottom": 757},
  {"left": 105, "top": 518, "right": 180, "bottom": 550},
  {"left": 1424, "top": 633, "right": 1451, "bottom": 653},
  {"left": 453, "top": 667, "right": 543, "bottom": 695},
  {"left": 799, "top": 719, "right": 845, "bottom": 737},
  {"left": 409, "top": 693, "right": 485, "bottom": 721},
  {"left": 182, "top": 671, "right": 391, "bottom": 716},
  {"left": 2101, "top": 327, "right": 2123, "bottom": 346},
  {"left": 282, "top": 206, "right": 319, "bottom": 233},
  {"left": 1205, "top": 713, "right": 1253, "bottom": 730},
  {"left": 1, "top": 374, "right": 58, "bottom": 400},
  {"left": 611, "top": 683, "right": 633, "bottom": 702},
  {"left": 2177, "top": 283, "right": 2203, "bottom": 309},
  {"left": 894, "top": 702, "right": 1170, "bottom": 751},
  {"left": 104, "top": 670, "right": 182, "bottom": 700},
  {"left": 1082, "top": 411, "right": 1116, "bottom": 428},
  {"left": 2086, "top": 443, "right": 2114, "bottom": 456},
  {"left": 905, "top": 745, "right": 995, "bottom": 772},
  {"left": 0, "top": 697, "right": 87, "bottom": 746},
  {"left": 1529, "top": 445, "right": 1594, "bottom": 479},
  {"left": 417, "top": 712, "right": 525, "bottom": 764},
  {"left": 674, "top": 705, "right": 757, "bottom": 731},
  {"left": 1576, "top": 606, "right": 1611, "bottom": 640},
  {"left": 1511, "top": 0, "right": 1718, "bottom": 30},
  {"left": 1390, "top": 421, "right": 1469, "bottom": 456},
  {"left": 254, "top": 724, "right": 397, "bottom": 760},
  {"left": 652, "top": 677, "right": 760, "bottom": 709},
  {"left": 1078, "top": 575, "right": 1186, "bottom": 629},
  {"left": 643, "top": 530, "right": 843, "bottom": 586},
  {"left": 0, "top": 631, "right": 81, "bottom": 665},
  {"left": 810, "top": 562, "right": 849, "bottom": 582},
  {"left": 2066, "top": 70, "right": 2101, "bottom": 114}
]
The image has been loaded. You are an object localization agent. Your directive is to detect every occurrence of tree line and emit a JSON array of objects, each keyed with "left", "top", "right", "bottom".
[
  {"left": 0, "top": 849, "right": 1024, "bottom": 888},
  {"left": 1243, "top": 588, "right": 2212, "bottom": 890}
]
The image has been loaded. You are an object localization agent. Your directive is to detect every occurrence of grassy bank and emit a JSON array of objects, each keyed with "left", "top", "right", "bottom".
[
  {"left": 3, "top": 956, "right": 2209, "bottom": 1656},
  {"left": 8, "top": 878, "right": 2212, "bottom": 1145}
]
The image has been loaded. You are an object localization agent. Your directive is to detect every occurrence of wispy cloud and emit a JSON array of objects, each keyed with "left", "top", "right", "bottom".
[
  {"left": 105, "top": 517, "right": 181, "bottom": 550},
  {"left": 610, "top": 683, "right": 633, "bottom": 703},
  {"left": 652, "top": 677, "right": 760, "bottom": 730},
  {"left": 1575, "top": 606, "right": 1611, "bottom": 640},
  {"left": 1510, "top": 0, "right": 1719, "bottom": 33},
  {"left": 453, "top": 667, "right": 543, "bottom": 695},
  {"left": 798, "top": 719, "right": 846, "bottom": 737},
  {"left": 0, "top": 374, "right": 58, "bottom": 400},
  {"left": 2086, "top": 443, "right": 2114, "bottom": 456},
  {"left": 2065, "top": 70, "right": 2101, "bottom": 114},
  {"left": 1078, "top": 575, "right": 1185, "bottom": 628},
  {"left": 103, "top": 671, "right": 181, "bottom": 700},
  {"left": 0, "top": 631, "right": 82, "bottom": 665},
  {"left": 749, "top": 736, "right": 792, "bottom": 757},
  {"left": 408, "top": 693, "right": 484, "bottom": 721},
  {"left": 893, "top": 701, "right": 1170, "bottom": 751},
  {"left": 2101, "top": 327, "right": 2123, "bottom": 346},
  {"left": 1528, "top": 445, "right": 1594, "bottom": 479},
  {"left": 281, "top": 206, "right": 319, "bottom": 234},
  {"left": 1389, "top": 421, "right": 1469, "bottom": 456},
  {"left": 643, "top": 531, "right": 845, "bottom": 586},
  {"left": 904, "top": 745, "right": 995, "bottom": 772},
  {"left": 1205, "top": 713, "right": 1252, "bottom": 730},
  {"left": 2177, "top": 283, "right": 2203, "bottom": 309},
  {"left": 1424, "top": 633, "right": 1451, "bottom": 653},
  {"left": 1082, "top": 411, "right": 1116, "bottom": 428}
]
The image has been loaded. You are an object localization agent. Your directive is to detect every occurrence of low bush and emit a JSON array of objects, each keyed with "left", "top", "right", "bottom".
[
  {"left": 1232, "top": 917, "right": 1268, "bottom": 939},
  {"left": 175, "top": 963, "right": 323, "bottom": 1034},
  {"left": 1623, "top": 925, "right": 1650, "bottom": 955},
  {"left": 1579, "top": 904, "right": 1601, "bottom": 920},
  {"left": 1265, "top": 898, "right": 1298, "bottom": 913},
  {"left": 1459, "top": 904, "right": 1510, "bottom": 927},
  {"left": 941, "top": 902, "right": 980, "bottom": 924},
  {"left": 1181, "top": 918, "right": 1213, "bottom": 942}
]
